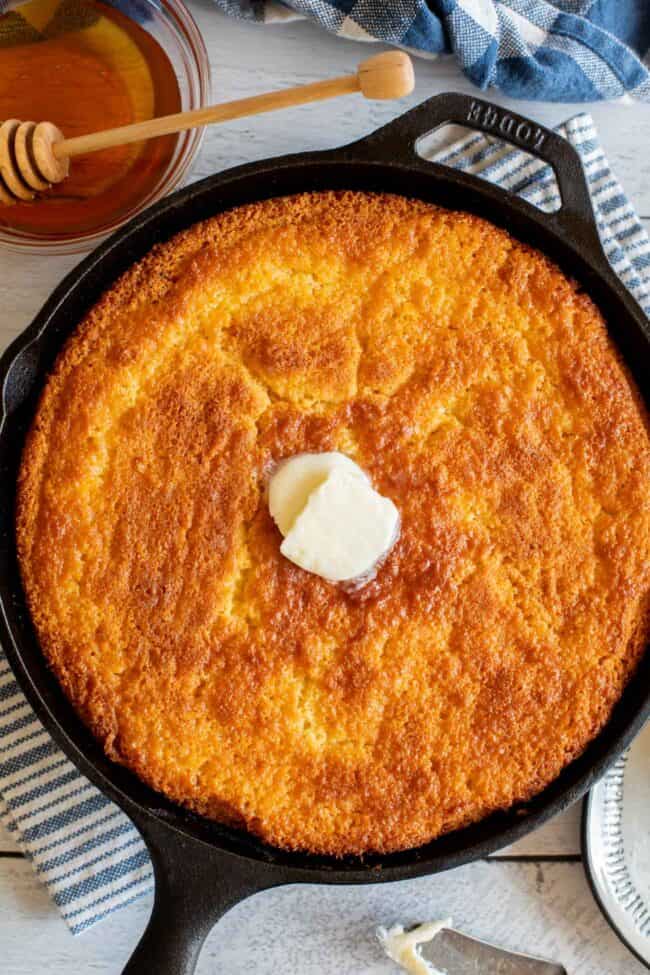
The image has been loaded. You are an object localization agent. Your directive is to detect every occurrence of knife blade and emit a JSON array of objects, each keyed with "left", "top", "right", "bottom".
[{"left": 419, "top": 927, "right": 567, "bottom": 975}]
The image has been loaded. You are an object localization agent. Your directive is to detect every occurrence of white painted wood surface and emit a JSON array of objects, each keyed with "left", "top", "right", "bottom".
[
  {"left": 1, "top": 855, "right": 647, "bottom": 974},
  {"left": 1, "top": 5, "right": 649, "bottom": 972}
]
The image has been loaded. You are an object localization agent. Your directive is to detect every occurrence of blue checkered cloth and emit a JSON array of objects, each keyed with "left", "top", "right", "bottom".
[
  {"left": 1, "top": 113, "right": 649, "bottom": 933},
  {"left": 216, "top": 0, "right": 650, "bottom": 103}
]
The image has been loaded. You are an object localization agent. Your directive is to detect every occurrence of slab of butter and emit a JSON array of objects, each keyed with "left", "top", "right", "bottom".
[
  {"left": 377, "top": 920, "right": 451, "bottom": 975},
  {"left": 269, "top": 452, "right": 399, "bottom": 583},
  {"left": 280, "top": 467, "right": 399, "bottom": 582},
  {"left": 269, "top": 452, "right": 368, "bottom": 536}
]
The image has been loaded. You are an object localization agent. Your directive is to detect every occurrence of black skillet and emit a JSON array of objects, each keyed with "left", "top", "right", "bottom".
[{"left": 1, "top": 92, "right": 649, "bottom": 974}]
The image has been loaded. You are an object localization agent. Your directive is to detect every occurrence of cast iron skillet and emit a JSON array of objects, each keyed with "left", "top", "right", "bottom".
[{"left": 1, "top": 92, "right": 650, "bottom": 974}]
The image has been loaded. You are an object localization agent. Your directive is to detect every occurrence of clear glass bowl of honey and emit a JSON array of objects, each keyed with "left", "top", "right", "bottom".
[{"left": 0, "top": 0, "right": 210, "bottom": 253}]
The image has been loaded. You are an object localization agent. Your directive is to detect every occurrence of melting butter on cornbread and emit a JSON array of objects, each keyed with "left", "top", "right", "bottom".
[
  {"left": 269, "top": 452, "right": 399, "bottom": 582},
  {"left": 269, "top": 451, "right": 368, "bottom": 535}
]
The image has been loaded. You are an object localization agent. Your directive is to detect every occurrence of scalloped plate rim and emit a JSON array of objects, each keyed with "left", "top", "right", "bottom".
[{"left": 583, "top": 720, "right": 650, "bottom": 970}]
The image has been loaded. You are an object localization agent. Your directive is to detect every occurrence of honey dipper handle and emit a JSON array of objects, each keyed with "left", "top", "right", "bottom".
[{"left": 55, "top": 52, "right": 414, "bottom": 161}]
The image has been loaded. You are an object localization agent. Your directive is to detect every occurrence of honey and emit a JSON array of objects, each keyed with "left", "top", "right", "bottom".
[{"left": 0, "top": 0, "right": 181, "bottom": 240}]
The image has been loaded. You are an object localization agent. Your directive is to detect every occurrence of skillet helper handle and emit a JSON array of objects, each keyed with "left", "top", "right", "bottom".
[
  {"left": 121, "top": 817, "right": 275, "bottom": 975},
  {"left": 360, "top": 92, "right": 605, "bottom": 268}
]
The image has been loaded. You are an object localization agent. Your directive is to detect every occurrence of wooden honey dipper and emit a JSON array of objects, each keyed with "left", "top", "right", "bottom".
[{"left": 0, "top": 51, "right": 414, "bottom": 205}]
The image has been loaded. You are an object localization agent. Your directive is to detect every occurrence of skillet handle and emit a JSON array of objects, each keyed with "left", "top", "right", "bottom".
[
  {"left": 121, "top": 815, "right": 277, "bottom": 975},
  {"left": 355, "top": 92, "right": 605, "bottom": 268}
]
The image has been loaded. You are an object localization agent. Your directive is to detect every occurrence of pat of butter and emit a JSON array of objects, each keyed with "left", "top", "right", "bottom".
[
  {"left": 280, "top": 467, "right": 398, "bottom": 582},
  {"left": 269, "top": 453, "right": 399, "bottom": 583},
  {"left": 377, "top": 920, "right": 451, "bottom": 975},
  {"left": 269, "top": 452, "right": 368, "bottom": 536}
]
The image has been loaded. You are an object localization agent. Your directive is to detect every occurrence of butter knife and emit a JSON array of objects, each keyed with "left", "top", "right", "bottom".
[{"left": 420, "top": 927, "right": 567, "bottom": 975}]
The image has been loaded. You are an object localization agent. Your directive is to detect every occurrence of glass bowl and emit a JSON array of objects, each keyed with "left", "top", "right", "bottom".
[{"left": 0, "top": 0, "right": 211, "bottom": 255}]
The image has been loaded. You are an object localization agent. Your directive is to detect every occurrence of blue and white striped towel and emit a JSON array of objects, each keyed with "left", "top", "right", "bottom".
[
  {"left": 1, "top": 112, "right": 649, "bottom": 933},
  {"left": 215, "top": 1, "right": 650, "bottom": 103}
]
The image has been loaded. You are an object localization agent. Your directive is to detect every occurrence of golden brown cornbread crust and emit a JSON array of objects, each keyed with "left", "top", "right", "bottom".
[{"left": 17, "top": 192, "right": 650, "bottom": 855}]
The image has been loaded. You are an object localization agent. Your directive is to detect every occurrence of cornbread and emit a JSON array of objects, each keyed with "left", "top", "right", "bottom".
[{"left": 17, "top": 191, "right": 650, "bottom": 855}]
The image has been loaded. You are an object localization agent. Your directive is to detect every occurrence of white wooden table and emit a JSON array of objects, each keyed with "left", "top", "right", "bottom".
[{"left": 1, "top": 7, "right": 649, "bottom": 973}]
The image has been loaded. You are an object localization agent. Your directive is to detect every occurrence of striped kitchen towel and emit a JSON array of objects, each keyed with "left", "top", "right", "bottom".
[
  {"left": 1, "top": 112, "right": 649, "bottom": 933},
  {"left": 215, "top": 0, "right": 650, "bottom": 103}
]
